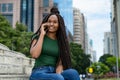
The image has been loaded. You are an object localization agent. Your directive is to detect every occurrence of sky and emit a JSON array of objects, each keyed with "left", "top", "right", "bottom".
[{"left": 73, "top": 0, "right": 111, "bottom": 61}]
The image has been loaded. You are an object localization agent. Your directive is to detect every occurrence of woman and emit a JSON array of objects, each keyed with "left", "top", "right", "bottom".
[{"left": 29, "top": 7, "right": 80, "bottom": 80}]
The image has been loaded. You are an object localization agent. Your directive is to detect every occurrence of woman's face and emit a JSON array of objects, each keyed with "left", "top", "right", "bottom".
[{"left": 47, "top": 15, "right": 59, "bottom": 33}]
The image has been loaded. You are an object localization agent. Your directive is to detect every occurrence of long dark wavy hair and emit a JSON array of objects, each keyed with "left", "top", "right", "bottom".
[{"left": 30, "top": 7, "right": 71, "bottom": 69}]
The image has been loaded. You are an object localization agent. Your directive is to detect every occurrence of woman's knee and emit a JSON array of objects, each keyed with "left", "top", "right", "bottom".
[
  {"left": 62, "top": 68, "right": 80, "bottom": 77},
  {"left": 61, "top": 69, "right": 80, "bottom": 80},
  {"left": 52, "top": 74, "right": 64, "bottom": 80},
  {"left": 66, "top": 69, "right": 79, "bottom": 74}
]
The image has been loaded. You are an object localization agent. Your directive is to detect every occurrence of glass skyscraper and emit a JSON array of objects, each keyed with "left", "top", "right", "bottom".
[
  {"left": 53, "top": 0, "right": 73, "bottom": 35},
  {"left": 20, "top": 0, "right": 34, "bottom": 32}
]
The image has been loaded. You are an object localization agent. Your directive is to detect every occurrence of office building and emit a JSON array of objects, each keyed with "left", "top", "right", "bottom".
[
  {"left": 73, "top": 8, "right": 85, "bottom": 50},
  {"left": 0, "top": 0, "right": 53, "bottom": 32},
  {"left": 103, "top": 32, "right": 114, "bottom": 55},
  {"left": 111, "top": 0, "right": 120, "bottom": 57},
  {"left": 0, "top": 0, "right": 21, "bottom": 28}
]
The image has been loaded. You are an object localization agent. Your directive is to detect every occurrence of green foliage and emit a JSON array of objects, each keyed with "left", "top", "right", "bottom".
[
  {"left": 99, "top": 54, "right": 114, "bottom": 72},
  {"left": 106, "top": 57, "right": 116, "bottom": 67},
  {"left": 106, "top": 56, "right": 120, "bottom": 70},
  {"left": 15, "top": 21, "right": 27, "bottom": 32},
  {"left": 70, "top": 42, "right": 91, "bottom": 74},
  {"left": 12, "top": 31, "right": 33, "bottom": 57},
  {"left": 87, "top": 62, "right": 110, "bottom": 78},
  {"left": 99, "top": 54, "right": 113, "bottom": 64},
  {"left": 0, "top": 14, "right": 33, "bottom": 57},
  {"left": 0, "top": 14, "right": 14, "bottom": 46}
]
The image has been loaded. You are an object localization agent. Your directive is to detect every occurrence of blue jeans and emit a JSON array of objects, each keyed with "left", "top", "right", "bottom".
[{"left": 29, "top": 66, "right": 80, "bottom": 80}]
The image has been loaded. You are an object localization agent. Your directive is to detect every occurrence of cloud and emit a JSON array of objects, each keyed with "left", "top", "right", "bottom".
[
  {"left": 73, "top": 0, "right": 111, "bottom": 14},
  {"left": 87, "top": 19, "right": 110, "bottom": 33}
]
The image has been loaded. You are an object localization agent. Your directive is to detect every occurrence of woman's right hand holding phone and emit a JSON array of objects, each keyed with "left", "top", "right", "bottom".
[
  {"left": 31, "top": 23, "right": 49, "bottom": 59},
  {"left": 40, "top": 23, "right": 49, "bottom": 36}
]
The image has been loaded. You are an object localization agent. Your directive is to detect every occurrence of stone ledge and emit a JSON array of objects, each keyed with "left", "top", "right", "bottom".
[
  {"left": 0, "top": 43, "right": 10, "bottom": 50},
  {"left": 0, "top": 63, "right": 23, "bottom": 74},
  {"left": 0, "top": 74, "right": 29, "bottom": 80},
  {"left": 0, "top": 74, "right": 29, "bottom": 78},
  {"left": 0, "top": 43, "right": 34, "bottom": 80},
  {"left": 0, "top": 63, "right": 33, "bottom": 75}
]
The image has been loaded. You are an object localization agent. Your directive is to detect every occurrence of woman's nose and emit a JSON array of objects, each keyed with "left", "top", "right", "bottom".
[{"left": 50, "top": 22, "right": 53, "bottom": 25}]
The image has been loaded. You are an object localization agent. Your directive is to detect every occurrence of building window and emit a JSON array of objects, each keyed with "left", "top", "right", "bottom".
[
  {"left": 8, "top": 3, "right": 13, "bottom": 12},
  {"left": 21, "top": 0, "right": 27, "bottom": 24},
  {"left": 0, "top": 3, "right": 13, "bottom": 12},
  {"left": 3, "top": 14, "right": 13, "bottom": 26},
  {"left": 27, "top": 0, "right": 34, "bottom": 32},
  {"left": 2, "top": 3, "right": 7, "bottom": 12},
  {"left": 23, "top": 0, "right": 27, "bottom": 10},
  {"left": 0, "top": 4, "right": 1, "bottom": 12},
  {"left": 43, "top": 0, "right": 49, "bottom": 7},
  {"left": 20, "top": 0, "right": 34, "bottom": 32}
]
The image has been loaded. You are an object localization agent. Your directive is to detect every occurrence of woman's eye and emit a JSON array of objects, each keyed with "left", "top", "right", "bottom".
[
  {"left": 48, "top": 21, "right": 51, "bottom": 23},
  {"left": 54, "top": 21, "right": 58, "bottom": 23}
]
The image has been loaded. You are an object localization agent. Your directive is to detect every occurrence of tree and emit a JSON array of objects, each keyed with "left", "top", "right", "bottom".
[
  {"left": 106, "top": 56, "right": 120, "bottom": 73},
  {"left": 16, "top": 21, "right": 27, "bottom": 32},
  {"left": 13, "top": 22, "right": 33, "bottom": 57},
  {"left": 99, "top": 54, "right": 113, "bottom": 64},
  {"left": 0, "top": 14, "right": 15, "bottom": 48},
  {"left": 87, "top": 62, "right": 110, "bottom": 79},
  {"left": 0, "top": 14, "right": 33, "bottom": 57},
  {"left": 99, "top": 54, "right": 113, "bottom": 72},
  {"left": 70, "top": 42, "right": 91, "bottom": 74}
]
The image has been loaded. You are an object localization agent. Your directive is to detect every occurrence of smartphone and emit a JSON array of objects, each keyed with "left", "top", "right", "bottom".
[{"left": 44, "top": 25, "right": 49, "bottom": 32}]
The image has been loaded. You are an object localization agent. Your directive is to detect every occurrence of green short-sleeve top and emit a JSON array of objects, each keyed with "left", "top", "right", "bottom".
[{"left": 32, "top": 34, "right": 59, "bottom": 68}]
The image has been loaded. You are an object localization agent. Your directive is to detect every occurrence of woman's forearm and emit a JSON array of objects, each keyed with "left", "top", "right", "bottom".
[{"left": 30, "top": 34, "right": 45, "bottom": 58}]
